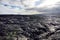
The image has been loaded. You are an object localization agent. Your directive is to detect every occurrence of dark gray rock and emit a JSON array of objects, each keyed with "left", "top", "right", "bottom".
[{"left": 0, "top": 15, "right": 60, "bottom": 40}]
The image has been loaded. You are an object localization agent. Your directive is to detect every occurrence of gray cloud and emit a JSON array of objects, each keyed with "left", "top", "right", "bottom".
[
  {"left": 25, "top": 1, "right": 60, "bottom": 14},
  {"left": 0, "top": 0, "right": 60, "bottom": 15}
]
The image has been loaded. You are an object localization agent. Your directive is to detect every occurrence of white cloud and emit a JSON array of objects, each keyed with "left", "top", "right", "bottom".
[
  {"left": 0, "top": 0, "right": 60, "bottom": 15},
  {"left": 37, "top": 0, "right": 60, "bottom": 8}
]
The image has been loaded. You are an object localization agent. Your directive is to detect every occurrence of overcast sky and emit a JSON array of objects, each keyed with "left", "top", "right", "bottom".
[{"left": 0, "top": 0, "right": 60, "bottom": 15}]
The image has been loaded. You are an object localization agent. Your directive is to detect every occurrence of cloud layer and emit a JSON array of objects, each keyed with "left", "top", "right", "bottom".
[{"left": 0, "top": 0, "right": 60, "bottom": 15}]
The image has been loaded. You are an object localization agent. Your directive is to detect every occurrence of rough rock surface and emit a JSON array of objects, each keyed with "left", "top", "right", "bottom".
[{"left": 0, "top": 15, "right": 60, "bottom": 40}]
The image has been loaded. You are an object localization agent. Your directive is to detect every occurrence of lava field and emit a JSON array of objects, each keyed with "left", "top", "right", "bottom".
[{"left": 0, "top": 15, "right": 60, "bottom": 40}]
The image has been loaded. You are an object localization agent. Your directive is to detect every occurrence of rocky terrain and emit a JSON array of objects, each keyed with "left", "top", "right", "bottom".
[{"left": 0, "top": 15, "right": 60, "bottom": 40}]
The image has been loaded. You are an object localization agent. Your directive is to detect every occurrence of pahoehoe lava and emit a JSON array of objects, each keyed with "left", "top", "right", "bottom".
[{"left": 0, "top": 15, "right": 60, "bottom": 40}]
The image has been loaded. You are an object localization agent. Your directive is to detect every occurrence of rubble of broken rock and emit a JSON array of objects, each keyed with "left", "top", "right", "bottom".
[{"left": 0, "top": 15, "right": 60, "bottom": 40}]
